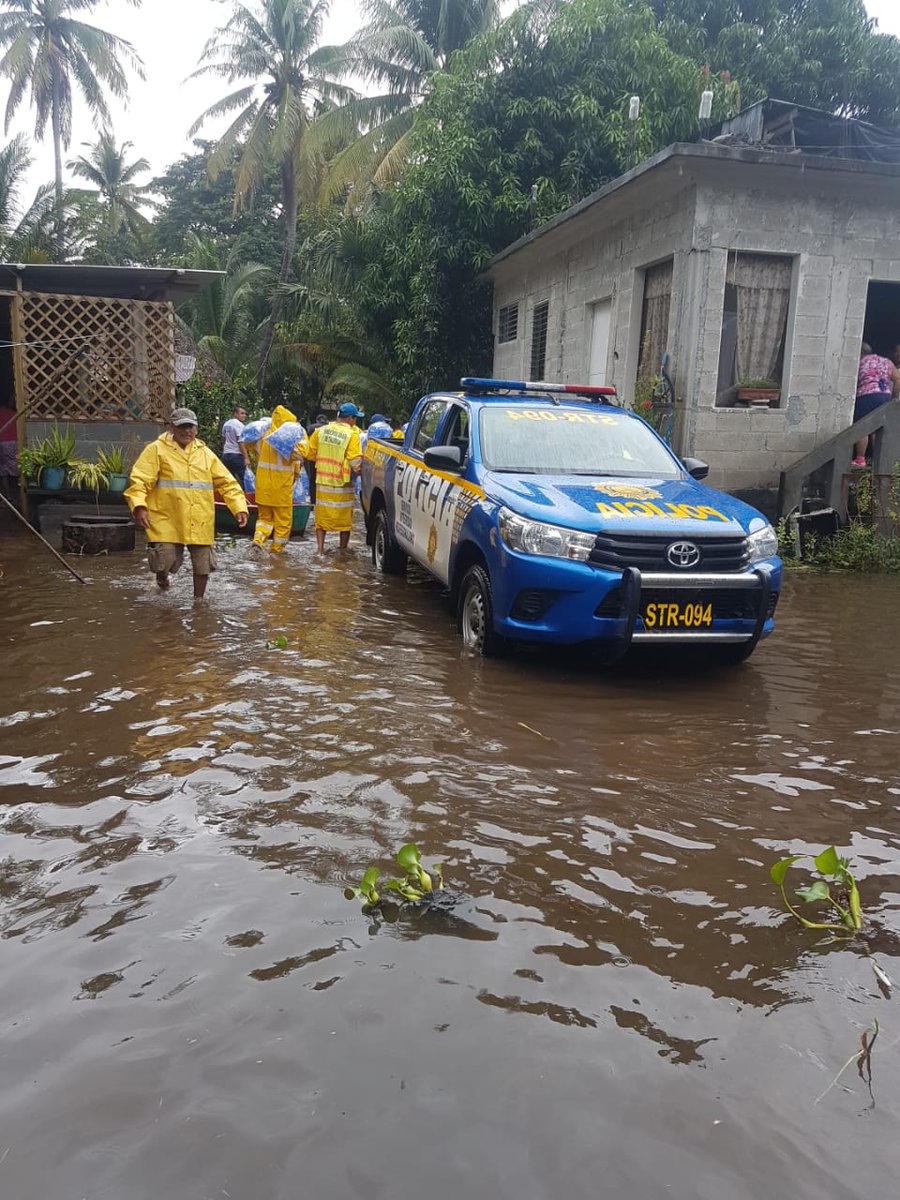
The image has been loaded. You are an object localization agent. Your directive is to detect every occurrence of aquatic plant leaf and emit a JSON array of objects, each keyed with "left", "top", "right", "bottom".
[
  {"left": 771, "top": 856, "right": 803, "bottom": 885},
  {"left": 796, "top": 881, "right": 831, "bottom": 904},
  {"left": 848, "top": 879, "right": 863, "bottom": 929},
  {"left": 814, "top": 846, "right": 841, "bottom": 877},
  {"left": 396, "top": 843, "right": 421, "bottom": 872},
  {"left": 361, "top": 867, "right": 380, "bottom": 891}
]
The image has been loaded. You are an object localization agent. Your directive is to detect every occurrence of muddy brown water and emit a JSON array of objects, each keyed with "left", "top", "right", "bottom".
[{"left": 1, "top": 529, "right": 898, "bottom": 1200}]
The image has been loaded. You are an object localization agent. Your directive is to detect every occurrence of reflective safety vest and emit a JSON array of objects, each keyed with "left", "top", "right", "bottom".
[
  {"left": 308, "top": 421, "right": 361, "bottom": 491},
  {"left": 125, "top": 433, "right": 247, "bottom": 544}
]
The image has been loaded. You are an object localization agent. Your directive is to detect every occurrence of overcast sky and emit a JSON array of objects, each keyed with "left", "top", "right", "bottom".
[{"left": 9, "top": 0, "right": 900, "bottom": 203}]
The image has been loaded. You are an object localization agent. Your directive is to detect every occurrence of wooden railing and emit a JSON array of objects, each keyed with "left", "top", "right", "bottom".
[{"left": 777, "top": 400, "right": 900, "bottom": 530}]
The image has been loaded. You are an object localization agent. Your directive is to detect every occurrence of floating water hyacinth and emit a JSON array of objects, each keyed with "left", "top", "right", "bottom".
[
  {"left": 266, "top": 422, "right": 308, "bottom": 460},
  {"left": 266, "top": 635, "right": 288, "bottom": 649}
]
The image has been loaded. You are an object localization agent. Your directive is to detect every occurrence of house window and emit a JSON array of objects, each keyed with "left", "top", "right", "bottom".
[
  {"left": 637, "top": 259, "right": 673, "bottom": 381},
  {"left": 716, "top": 252, "right": 793, "bottom": 407},
  {"left": 529, "top": 300, "right": 549, "bottom": 378},
  {"left": 498, "top": 303, "right": 519, "bottom": 344}
]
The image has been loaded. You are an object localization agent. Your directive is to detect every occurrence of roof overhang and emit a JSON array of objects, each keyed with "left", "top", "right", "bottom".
[
  {"left": 486, "top": 141, "right": 900, "bottom": 276},
  {"left": 0, "top": 263, "right": 224, "bottom": 305}
]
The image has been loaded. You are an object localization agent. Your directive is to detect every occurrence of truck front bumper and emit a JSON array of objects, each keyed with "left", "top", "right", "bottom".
[{"left": 491, "top": 548, "right": 780, "bottom": 654}]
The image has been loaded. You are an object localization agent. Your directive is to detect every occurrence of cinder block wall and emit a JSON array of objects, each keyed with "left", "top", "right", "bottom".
[{"left": 25, "top": 420, "right": 162, "bottom": 462}]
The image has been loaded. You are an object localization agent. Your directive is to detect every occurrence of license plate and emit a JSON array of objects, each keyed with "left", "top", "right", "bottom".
[{"left": 642, "top": 600, "right": 713, "bottom": 630}]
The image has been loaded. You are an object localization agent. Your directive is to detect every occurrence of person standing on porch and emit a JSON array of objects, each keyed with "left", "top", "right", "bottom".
[
  {"left": 852, "top": 344, "right": 900, "bottom": 467},
  {"left": 221, "top": 404, "right": 247, "bottom": 484},
  {"left": 305, "top": 403, "right": 363, "bottom": 553},
  {"left": 126, "top": 407, "right": 248, "bottom": 601}
]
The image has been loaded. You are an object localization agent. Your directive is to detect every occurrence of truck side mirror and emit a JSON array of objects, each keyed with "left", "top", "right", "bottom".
[
  {"left": 682, "top": 457, "right": 709, "bottom": 480},
  {"left": 424, "top": 444, "right": 462, "bottom": 472}
]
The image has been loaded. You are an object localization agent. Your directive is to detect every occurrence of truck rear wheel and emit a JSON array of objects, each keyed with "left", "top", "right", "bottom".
[
  {"left": 372, "top": 508, "right": 407, "bottom": 575},
  {"left": 458, "top": 563, "right": 507, "bottom": 657}
]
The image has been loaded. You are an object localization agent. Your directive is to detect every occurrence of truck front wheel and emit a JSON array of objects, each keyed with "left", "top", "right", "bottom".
[
  {"left": 458, "top": 563, "right": 507, "bottom": 657},
  {"left": 372, "top": 508, "right": 407, "bottom": 575}
]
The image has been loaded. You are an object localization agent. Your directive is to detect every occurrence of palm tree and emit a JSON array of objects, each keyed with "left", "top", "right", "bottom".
[
  {"left": 311, "top": 0, "right": 498, "bottom": 206},
  {"left": 189, "top": 0, "right": 353, "bottom": 392},
  {"left": 67, "top": 129, "right": 155, "bottom": 238},
  {"left": 0, "top": 0, "right": 144, "bottom": 256},
  {"left": 180, "top": 232, "right": 269, "bottom": 382},
  {"left": 0, "top": 132, "right": 55, "bottom": 258}
]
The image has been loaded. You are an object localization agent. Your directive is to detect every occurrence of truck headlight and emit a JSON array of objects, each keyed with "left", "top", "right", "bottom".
[
  {"left": 745, "top": 523, "right": 779, "bottom": 563},
  {"left": 498, "top": 507, "right": 595, "bottom": 563}
]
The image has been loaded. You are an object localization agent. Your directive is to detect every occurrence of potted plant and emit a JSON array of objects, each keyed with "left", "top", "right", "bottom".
[
  {"left": 68, "top": 458, "right": 110, "bottom": 506},
  {"left": 735, "top": 378, "right": 780, "bottom": 406},
  {"left": 28, "top": 424, "right": 77, "bottom": 489},
  {"left": 97, "top": 445, "right": 129, "bottom": 492}
]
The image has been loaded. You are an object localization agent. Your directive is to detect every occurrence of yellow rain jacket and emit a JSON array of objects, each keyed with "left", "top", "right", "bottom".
[
  {"left": 306, "top": 420, "right": 362, "bottom": 532},
  {"left": 125, "top": 433, "right": 248, "bottom": 545},
  {"left": 255, "top": 404, "right": 307, "bottom": 507}
]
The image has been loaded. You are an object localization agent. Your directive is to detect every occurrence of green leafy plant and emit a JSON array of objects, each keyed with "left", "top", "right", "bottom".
[
  {"left": 16, "top": 444, "right": 41, "bottom": 482},
  {"left": 770, "top": 846, "right": 863, "bottom": 932},
  {"left": 67, "top": 459, "right": 109, "bottom": 495},
  {"left": 40, "top": 423, "right": 77, "bottom": 468},
  {"left": 344, "top": 843, "right": 444, "bottom": 910},
  {"left": 97, "top": 444, "right": 128, "bottom": 475},
  {"left": 736, "top": 378, "right": 779, "bottom": 390}
]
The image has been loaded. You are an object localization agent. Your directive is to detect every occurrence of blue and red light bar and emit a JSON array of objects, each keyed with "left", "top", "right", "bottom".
[{"left": 460, "top": 376, "right": 617, "bottom": 397}]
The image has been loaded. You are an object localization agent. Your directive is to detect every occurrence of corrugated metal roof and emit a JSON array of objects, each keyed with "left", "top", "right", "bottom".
[{"left": 0, "top": 263, "right": 224, "bottom": 304}]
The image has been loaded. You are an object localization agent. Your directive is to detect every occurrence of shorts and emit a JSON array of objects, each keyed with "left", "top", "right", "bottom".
[
  {"left": 0, "top": 440, "right": 17, "bottom": 476},
  {"left": 147, "top": 543, "right": 217, "bottom": 576},
  {"left": 853, "top": 392, "right": 891, "bottom": 422}
]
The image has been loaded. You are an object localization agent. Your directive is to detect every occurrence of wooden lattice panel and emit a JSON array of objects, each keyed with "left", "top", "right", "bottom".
[{"left": 20, "top": 292, "right": 175, "bottom": 421}]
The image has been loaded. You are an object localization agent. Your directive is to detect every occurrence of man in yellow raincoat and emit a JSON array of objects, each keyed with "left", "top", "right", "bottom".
[
  {"left": 305, "top": 402, "right": 363, "bottom": 552},
  {"left": 249, "top": 404, "right": 307, "bottom": 553},
  {"left": 126, "top": 407, "right": 248, "bottom": 600}
]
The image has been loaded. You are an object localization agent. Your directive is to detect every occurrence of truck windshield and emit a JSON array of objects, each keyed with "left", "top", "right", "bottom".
[{"left": 479, "top": 406, "right": 681, "bottom": 477}]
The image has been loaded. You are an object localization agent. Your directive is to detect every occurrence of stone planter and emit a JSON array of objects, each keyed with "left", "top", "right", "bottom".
[{"left": 61, "top": 515, "right": 135, "bottom": 555}]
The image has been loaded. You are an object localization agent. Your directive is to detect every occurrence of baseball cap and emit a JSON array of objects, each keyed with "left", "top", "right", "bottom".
[
  {"left": 369, "top": 412, "right": 388, "bottom": 425},
  {"left": 338, "top": 402, "right": 362, "bottom": 418},
  {"left": 170, "top": 407, "right": 198, "bottom": 426}
]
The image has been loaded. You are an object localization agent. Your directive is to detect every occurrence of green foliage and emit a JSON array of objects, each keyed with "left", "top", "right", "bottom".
[
  {"left": 97, "top": 445, "right": 129, "bottom": 475},
  {"left": 647, "top": 0, "right": 900, "bottom": 126},
  {"left": 0, "top": 0, "right": 145, "bottom": 253},
  {"left": 781, "top": 465, "right": 900, "bottom": 572},
  {"left": 344, "top": 844, "right": 445, "bottom": 910},
  {"left": 67, "top": 459, "right": 109, "bottom": 496},
  {"left": 19, "top": 424, "right": 76, "bottom": 483},
  {"left": 0, "top": 135, "right": 56, "bottom": 261},
  {"left": 67, "top": 130, "right": 156, "bottom": 264},
  {"left": 177, "top": 375, "right": 261, "bottom": 449},
  {"left": 770, "top": 846, "right": 863, "bottom": 932}
]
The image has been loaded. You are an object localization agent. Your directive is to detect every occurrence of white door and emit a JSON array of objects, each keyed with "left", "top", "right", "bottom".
[{"left": 587, "top": 299, "right": 612, "bottom": 386}]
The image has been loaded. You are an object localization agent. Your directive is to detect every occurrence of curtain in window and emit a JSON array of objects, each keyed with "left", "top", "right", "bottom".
[
  {"left": 637, "top": 260, "right": 673, "bottom": 381},
  {"left": 728, "top": 254, "right": 792, "bottom": 383}
]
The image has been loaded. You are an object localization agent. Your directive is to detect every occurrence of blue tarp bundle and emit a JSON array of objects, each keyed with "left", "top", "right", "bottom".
[
  {"left": 367, "top": 421, "right": 393, "bottom": 440},
  {"left": 240, "top": 417, "right": 271, "bottom": 444},
  {"left": 266, "top": 422, "right": 308, "bottom": 460},
  {"left": 293, "top": 470, "right": 311, "bottom": 504},
  {"left": 243, "top": 467, "right": 256, "bottom": 493}
]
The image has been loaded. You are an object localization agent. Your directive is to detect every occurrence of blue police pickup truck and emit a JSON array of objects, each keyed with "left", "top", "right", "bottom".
[{"left": 360, "top": 378, "right": 782, "bottom": 664}]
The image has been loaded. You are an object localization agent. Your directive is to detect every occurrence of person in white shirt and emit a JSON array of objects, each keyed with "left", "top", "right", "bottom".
[{"left": 221, "top": 405, "right": 248, "bottom": 483}]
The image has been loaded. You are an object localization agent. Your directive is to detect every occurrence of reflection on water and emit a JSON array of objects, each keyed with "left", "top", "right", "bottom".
[{"left": 0, "top": 531, "right": 898, "bottom": 1200}]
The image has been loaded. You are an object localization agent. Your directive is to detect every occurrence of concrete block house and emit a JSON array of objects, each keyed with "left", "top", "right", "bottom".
[{"left": 485, "top": 100, "right": 900, "bottom": 510}]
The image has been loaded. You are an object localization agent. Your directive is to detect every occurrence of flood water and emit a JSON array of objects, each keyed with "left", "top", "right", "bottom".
[{"left": 1, "top": 527, "right": 898, "bottom": 1200}]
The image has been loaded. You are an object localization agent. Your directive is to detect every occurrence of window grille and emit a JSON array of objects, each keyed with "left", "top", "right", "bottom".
[
  {"left": 498, "top": 302, "right": 519, "bottom": 343},
  {"left": 529, "top": 300, "right": 549, "bottom": 378}
]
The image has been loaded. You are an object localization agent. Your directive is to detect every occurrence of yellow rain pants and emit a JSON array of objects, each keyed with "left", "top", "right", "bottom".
[
  {"left": 252, "top": 404, "right": 306, "bottom": 553},
  {"left": 306, "top": 421, "right": 362, "bottom": 533},
  {"left": 126, "top": 433, "right": 248, "bottom": 544}
]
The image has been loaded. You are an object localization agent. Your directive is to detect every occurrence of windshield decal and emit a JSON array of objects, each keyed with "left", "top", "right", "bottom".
[
  {"left": 503, "top": 408, "right": 619, "bottom": 426},
  {"left": 596, "top": 500, "right": 731, "bottom": 521}
]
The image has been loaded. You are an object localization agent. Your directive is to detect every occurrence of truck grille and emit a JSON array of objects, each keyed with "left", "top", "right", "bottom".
[
  {"left": 596, "top": 586, "right": 779, "bottom": 620},
  {"left": 589, "top": 532, "right": 748, "bottom": 572}
]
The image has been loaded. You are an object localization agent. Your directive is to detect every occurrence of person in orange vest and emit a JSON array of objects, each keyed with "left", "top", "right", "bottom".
[
  {"left": 249, "top": 404, "right": 307, "bottom": 553},
  {"left": 305, "top": 402, "right": 363, "bottom": 553}
]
